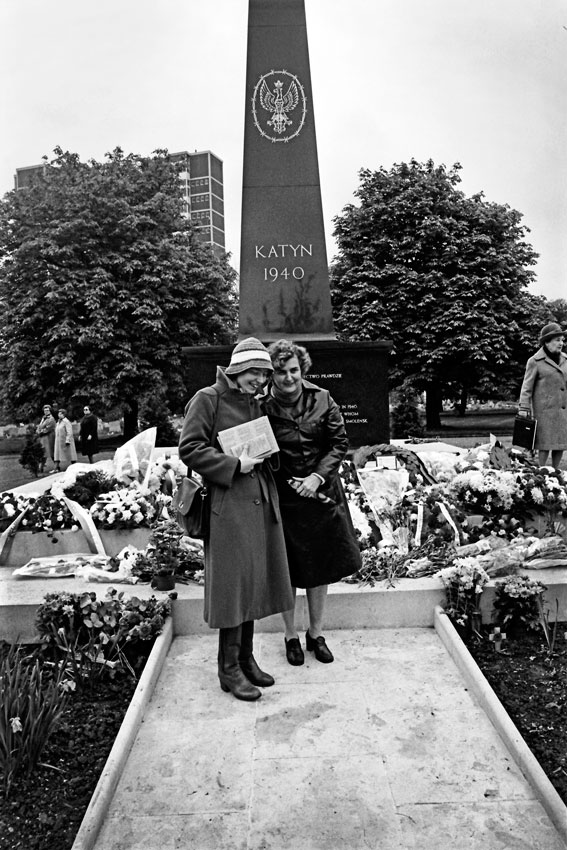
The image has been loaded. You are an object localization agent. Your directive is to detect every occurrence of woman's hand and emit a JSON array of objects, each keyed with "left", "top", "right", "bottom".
[
  {"left": 291, "top": 474, "right": 321, "bottom": 498},
  {"left": 238, "top": 444, "right": 264, "bottom": 474}
]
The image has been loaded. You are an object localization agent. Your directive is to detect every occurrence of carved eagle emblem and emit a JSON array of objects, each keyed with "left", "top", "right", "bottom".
[{"left": 259, "top": 78, "right": 299, "bottom": 134}]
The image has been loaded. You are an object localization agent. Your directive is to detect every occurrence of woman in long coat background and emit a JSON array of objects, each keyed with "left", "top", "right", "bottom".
[
  {"left": 518, "top": 322, "right": 567, "bottom": 470},
  {"left": 178, "top": 338, "right": 293, "bottom": 701},
  {"left": 36, "top": 404, "right": 56, "bottom": 472},
  {"left": 53, "top": 408, "right": 77, "bottom": 471}
]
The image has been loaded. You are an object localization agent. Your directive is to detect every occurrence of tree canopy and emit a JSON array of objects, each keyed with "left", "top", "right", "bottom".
[
  {"left": 330, "top": 159, "right": 550, "bottom": 425},
  {"left": 0, "top": 148, "right": 237, "bottom": 428}
]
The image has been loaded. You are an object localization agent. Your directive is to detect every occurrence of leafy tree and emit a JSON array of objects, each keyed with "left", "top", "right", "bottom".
[
  {"left": 548, "top": 298, "right": 567, "bottom": 327},
  {"left": 0, "top": 148, "right": 237, "bottom": 436},
  {"left": 330, "top": 159, "right": 544, "bottom": 427}
]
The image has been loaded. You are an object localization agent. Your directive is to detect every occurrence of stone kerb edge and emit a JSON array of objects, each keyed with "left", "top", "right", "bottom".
[
  {"left": 434, "top": 605, "right": 567, "bottom": 847},
  {"left": 71, "top": 616, "right": 174, "bottom": 850}
]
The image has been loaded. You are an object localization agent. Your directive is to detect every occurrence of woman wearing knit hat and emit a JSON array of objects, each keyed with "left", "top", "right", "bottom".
[
  {"left": 178, "top": 338, "right": 293, "bottom": 701},
  {"left": 518, "top": 322, "right": 567, "bottom": 469}
]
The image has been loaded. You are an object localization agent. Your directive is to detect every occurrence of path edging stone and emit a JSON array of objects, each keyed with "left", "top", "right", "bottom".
[
  {"left": 434, "top": 605, "right": 567, "bottom": 847},
  {"left": 71, "top": 616, "right": 173, "bottom": 850}
]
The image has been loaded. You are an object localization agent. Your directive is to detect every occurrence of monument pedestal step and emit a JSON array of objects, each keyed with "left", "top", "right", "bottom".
[{"left": 2, "top": 567, "right": 566, "bottom": 643}]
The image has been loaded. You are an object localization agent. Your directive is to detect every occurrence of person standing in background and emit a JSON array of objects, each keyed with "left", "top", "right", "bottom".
[
  {"left": 53, "top": 408, "right": 77, "bottom": 472},
  {"left": 79, "top": 405, "right": 99, "bottom": 463},
  {"left": 36, "top": 404, "right": 56, "bottom": 473},
  {"left": 518, "top": 322, "right": 567, "bottom": 470}
]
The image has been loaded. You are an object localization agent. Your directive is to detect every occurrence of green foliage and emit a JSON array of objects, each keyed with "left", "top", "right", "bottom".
[
  {"left": 330, "top": 159, "right": 547, "bottom": 418},
  {"left": 132, "top": 520, "right": 204, "bottom": 581},
  {"left": 0, "top": 147, "right": 238, "bottom": 423},
  {"left": 138, "top": 392, "right": 180, "bottom": 446},
  {"left": 19, "top": 425, "right": 45, "bottom": 477},
  {"left": 390, "top": 384, "right": 425, "bottom": 438},
  {"left": 492, "top": 575, "right": 546, "bottom": 633},
  {"left": 63, "top": 469, "right": 119, "bottom": 508},
  {"left": 35, "top": 588, "right": 171, "bottom": 682},
  {"left": 548, "top": 298, "right": 567, "bottom": 327},
  {"left": 0, "top": 644, "right": 71, "bottom": 797}
]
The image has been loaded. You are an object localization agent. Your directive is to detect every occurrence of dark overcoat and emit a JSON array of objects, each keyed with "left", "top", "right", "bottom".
[
  {"left": 263, "top": 380, "right": 362, "bottom": 588},
  {"left": 178, "top": 367, "right": 293, "bottom": 628},
  {"left": 79, "top": 414, "right": 99, "bottom": 455},
  {"left": 518, "top": 348, "right": 567, "bottom": 450}
]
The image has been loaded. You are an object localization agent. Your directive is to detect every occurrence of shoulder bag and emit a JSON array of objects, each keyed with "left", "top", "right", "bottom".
[{"left": 173, "top": 389, "right": 220, "bottom": 538}]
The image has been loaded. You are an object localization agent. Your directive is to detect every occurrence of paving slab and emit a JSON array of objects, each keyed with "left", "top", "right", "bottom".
[{"left": 92, "top": 628, "right": 567, "bottom": 850}]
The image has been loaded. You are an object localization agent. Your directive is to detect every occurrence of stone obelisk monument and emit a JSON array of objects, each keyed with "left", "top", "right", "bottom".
[
  {"left": 238, "top": 0, "right": 334, "bottom": 340},
  {"left": 183, "top": 0, "right": 391, "bottom": 444}
]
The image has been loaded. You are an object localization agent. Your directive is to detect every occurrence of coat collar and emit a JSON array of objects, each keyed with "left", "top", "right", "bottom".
[{"left": 533, "top": 347, "right": 567, "bottom": 373}]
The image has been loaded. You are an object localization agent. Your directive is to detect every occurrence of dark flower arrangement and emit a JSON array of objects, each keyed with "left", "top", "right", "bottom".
[
  {"left": 18, "top": 493, "right": 77, "bottom": 541},
  {"left": 63, "top": 470, "right": 120, "bottom": 508}
]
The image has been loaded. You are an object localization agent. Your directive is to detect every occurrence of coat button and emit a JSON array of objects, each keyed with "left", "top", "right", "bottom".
[
  {"left": 254, "top": 499, "right": 260, "bottom": 505},
  {"left": 249, "top": 472, "right": 255, "bottom": 478}
]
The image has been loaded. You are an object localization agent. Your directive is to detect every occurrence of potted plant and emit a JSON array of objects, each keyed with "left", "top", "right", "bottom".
[
  {"left": 437, "top": 556, "right": 490, "bottom": 637},
  {"left": 133, "top": 520, "right": 185, "bottom": 590}
]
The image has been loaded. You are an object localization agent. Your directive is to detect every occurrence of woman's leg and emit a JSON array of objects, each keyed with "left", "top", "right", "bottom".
[
  {"left": 306, "top": 585, "right": 328, "bottom": 638},
  {"left": 551, "top": 450, "right": 564, "bottom": 470},
  {"left": 538, "top": 450, "right": 550, "bottom": 467},
  {"left": 282, "top": 588, "right": 304, "bottom": 665},
  {"left": 281, "top": 586, "right": 298, "bottom": 639},
  {"left": 305, "top": 585, "right": 334, "bottom": 663}
]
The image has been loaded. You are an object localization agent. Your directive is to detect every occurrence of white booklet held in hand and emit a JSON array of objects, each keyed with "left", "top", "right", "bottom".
[{"left": 217, "top": 415, "right": 279, "bottom": 459}]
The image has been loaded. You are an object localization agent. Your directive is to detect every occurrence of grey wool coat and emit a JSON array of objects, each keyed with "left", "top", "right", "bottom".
[
  {"left": 178, "top": 367, "right": 293, "bottom": 629},
  {"left": 518, "top": 347, "right": 567, "bottom": 450}
]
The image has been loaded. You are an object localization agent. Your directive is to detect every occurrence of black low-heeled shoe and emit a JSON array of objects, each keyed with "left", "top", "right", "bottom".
[
  {"left": 305, "top": 630, "right": 334, "bottom": 663},
  {"left": 284, "top": 637, "right": 304, "bottom": 666}
]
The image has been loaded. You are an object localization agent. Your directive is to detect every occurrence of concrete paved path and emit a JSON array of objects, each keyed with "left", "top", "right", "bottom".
[{"left": 93, "top": 628, "right": 566, "bottom": 850}]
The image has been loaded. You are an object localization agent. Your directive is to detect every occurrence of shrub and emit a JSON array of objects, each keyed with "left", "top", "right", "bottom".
[
  {"left": 19, "top": 426, "right": 45, "bottom": 477},
  {"left": 390, "top": 385, "right": 425, "bottom": 438},
  {"left": 0, "top": 644, "right": 71, "bottom": 797}
]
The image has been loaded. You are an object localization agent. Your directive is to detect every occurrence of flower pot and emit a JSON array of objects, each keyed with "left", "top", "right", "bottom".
[
  {"left": 97, "top": 528, "right": 151, "bottom": 557},
  {"left": 151, "top": 574, "right": 175, "bottom": 591}
]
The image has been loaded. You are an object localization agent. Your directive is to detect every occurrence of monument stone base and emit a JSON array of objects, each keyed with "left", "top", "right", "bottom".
[{"left": 181, "top": 339, "right": 392, "bottom": 446}]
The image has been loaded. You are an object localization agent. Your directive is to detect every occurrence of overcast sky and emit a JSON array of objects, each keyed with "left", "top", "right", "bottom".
[{"left": 1, "top": 0, "right": 566, "bottom": 300}]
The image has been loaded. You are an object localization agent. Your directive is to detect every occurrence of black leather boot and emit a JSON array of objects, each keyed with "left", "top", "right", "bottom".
[
  {"left": 218, "top": 626, "right": 261, "bottom": 701},
  {"left": 239, "top": 621, "right": 275, "bottom": 687}
]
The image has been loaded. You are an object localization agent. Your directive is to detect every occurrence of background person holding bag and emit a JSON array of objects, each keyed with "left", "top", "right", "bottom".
[
  {"left": 518, "top": 321, "right": 567, "bottom": 470},
  {"left": 178, "top": 338, "right": 293, "bottom": 702}
]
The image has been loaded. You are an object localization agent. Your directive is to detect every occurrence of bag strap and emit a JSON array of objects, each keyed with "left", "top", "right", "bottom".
[{"left": 188, "top": 388, "right": 220, "bottom": 483}]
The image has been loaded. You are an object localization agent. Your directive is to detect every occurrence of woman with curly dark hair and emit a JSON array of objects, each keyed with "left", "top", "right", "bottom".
[{"left": 263, "top": 339, "right": 361, "bottom": 666}]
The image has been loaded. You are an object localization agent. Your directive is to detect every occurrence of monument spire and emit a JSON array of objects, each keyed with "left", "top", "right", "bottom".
[{"left": 238, "top": 0, "right": 335, "bottom": 340}]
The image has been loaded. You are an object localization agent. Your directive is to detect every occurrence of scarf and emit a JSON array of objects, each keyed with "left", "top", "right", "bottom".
[{"left": 543, "top": 344, "right": 561, "bottom": 364}]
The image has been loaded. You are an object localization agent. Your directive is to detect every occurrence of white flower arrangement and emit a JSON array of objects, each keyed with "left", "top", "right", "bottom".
[
  {"left": 89, "top": 485, "right": 166, "bottom": 529},
  {"left": 449, "top": 469, "right": 519, "bottom": 513}
]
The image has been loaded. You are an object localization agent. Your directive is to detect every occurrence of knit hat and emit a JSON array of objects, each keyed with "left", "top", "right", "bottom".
[
  {"left": 225, "top": 337, "right": 273, "bottom": 375},
  {"left": 539, "top": 322, "right": 565, "bottom": 345}
]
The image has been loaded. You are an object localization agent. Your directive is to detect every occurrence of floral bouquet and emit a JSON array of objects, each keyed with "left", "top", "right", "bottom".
[
  {"left": 437, "top": 556, "right": 490, "bottom": 630},
  {"left": 89, "top": 485, "right": 168, "bottom": 530},
  {"left": 398, "top": 483, "right": 465, "bottom": 548},
  {"left": 449, "top": 469, "right": 519, "bottom": 517},
  {"left": 0, "top": 492, "right": 24, "bottom": 532},
  {"left": 492, "top": 574, "right": 547, "bottom": 634},
  {"left": 146, "top": 454, "right": 186, "bottom": 495},
  {"left": 512, "top": 466, "right": 567, "bottom": 533},
  {"left": 18, "top": 493, "right": 78, "bottom": 540}
]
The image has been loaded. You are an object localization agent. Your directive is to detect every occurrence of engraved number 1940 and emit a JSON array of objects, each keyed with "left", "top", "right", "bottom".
[{"left": 263, "top": 267, "right": 305, "bottom": 281}]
